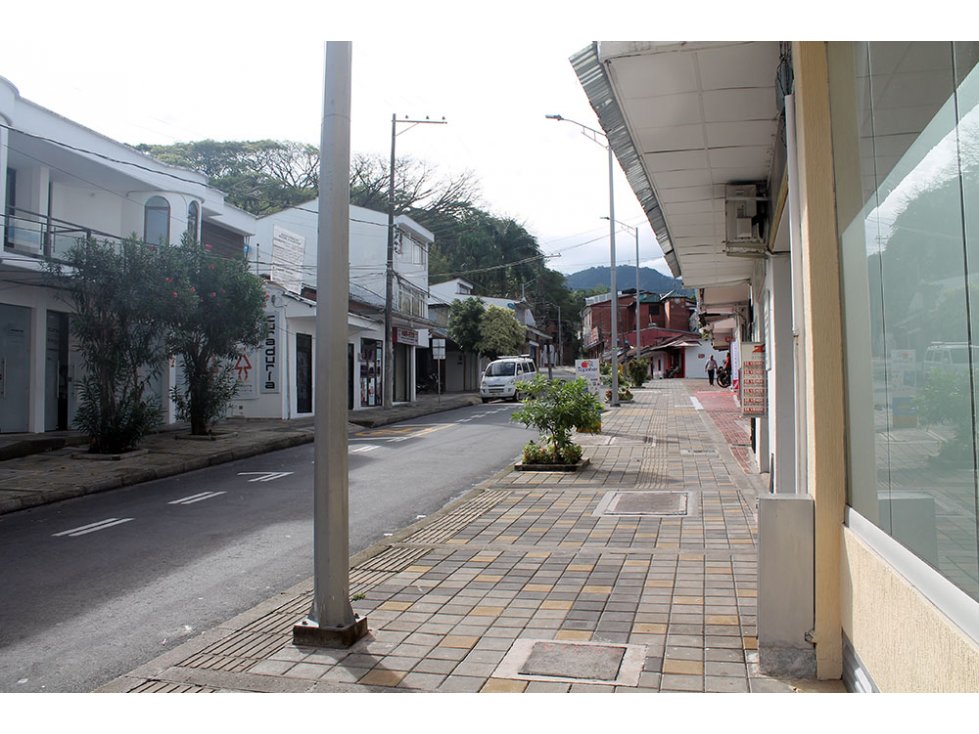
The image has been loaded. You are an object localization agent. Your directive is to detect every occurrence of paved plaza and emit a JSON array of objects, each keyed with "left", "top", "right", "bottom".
[{"left": 91, "top": 379, "right": 843, "bottom": 694}]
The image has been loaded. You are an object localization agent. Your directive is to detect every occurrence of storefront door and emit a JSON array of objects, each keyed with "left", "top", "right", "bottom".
[
  {"left": 296, "top": 333, "right": 312, "bottom": 414},
  {"left": 0, "top": 304, "right": 30, "bottom": 433}
]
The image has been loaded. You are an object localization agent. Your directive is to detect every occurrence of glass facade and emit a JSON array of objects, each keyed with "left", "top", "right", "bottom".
[{"left": 831, "top": 42, "right": 979, "bottom": 601}]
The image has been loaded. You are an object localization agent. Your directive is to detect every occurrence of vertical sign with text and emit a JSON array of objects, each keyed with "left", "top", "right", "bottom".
[
  {"left": 260, "top": 310, "right": 280, "bottom": 394},
  {"left": 739, "top": 342, "right": 766, "bottom": 416},
  {"left": 575, "top": 359, "right": 601, "bottom": 397}
]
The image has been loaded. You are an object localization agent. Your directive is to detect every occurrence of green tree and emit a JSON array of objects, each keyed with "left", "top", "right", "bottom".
[
  {"left": 479, "top": 306, "right": 525, "bottom": 360},
  {"left": 135, "top": 140, "right": 319, "bottom": 215},
  {"left": 48, "top": 236, "right": 189, "bottom": 453},
  {"left": 447, "top": 297, "right": 485, "bottom": 354},
  {"left": 166, "top": 235, "right": 268, "bottom": 435}
]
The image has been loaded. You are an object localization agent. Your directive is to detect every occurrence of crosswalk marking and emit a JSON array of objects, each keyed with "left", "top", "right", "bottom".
[
  {"left": 53, "top": 518, "right": 134, "bottom": 537},
  {"left": 169, "top": 491, "right": 226, "bottom": 505}
]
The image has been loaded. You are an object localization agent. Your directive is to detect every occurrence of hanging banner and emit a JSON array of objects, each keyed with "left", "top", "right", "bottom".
[{"left": 739, "top": 342, "right": 767, "bottom": 416}]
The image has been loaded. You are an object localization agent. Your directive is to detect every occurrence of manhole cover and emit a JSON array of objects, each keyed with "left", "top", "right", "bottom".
[
  {"left": 612, "top": 493, "right": 687, "bottom": 515},
  {"left": 495, "top": 639, "right": 646, "bottom": 686},
  {"left": 520, "top": 641, "right": 625, "bottom": 680},
  {"left": 594, "top": 491, "right": 691, "bottom": 517}
]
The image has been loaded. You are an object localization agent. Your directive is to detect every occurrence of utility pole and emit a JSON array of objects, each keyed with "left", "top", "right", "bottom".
[
  {"left": 293, "top": 41, "right": 367, "bottom": 648},
  {"left": 383, "top": 114, "right": 446, "bottom": 409}
]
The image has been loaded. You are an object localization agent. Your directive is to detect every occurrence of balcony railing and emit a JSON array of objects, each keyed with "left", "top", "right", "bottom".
[{"left": 3, "top": 207, "right": 128, "bottom": 261}]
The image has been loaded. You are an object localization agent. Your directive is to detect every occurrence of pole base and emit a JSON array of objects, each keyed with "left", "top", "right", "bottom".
[{"left": 292, "top": 614, "right": 369, "bottom": 648}]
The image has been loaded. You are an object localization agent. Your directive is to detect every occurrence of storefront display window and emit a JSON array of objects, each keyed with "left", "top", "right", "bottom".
[
  {"left": 831, "top": 42, "right": 979, "bottom": 600},
  {"left": 360, "top": 338, "right": 381, "bottom": 407}
]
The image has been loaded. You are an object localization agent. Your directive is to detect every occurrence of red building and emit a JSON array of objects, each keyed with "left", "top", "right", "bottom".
[{"left": 581, "top": 290, "right": 699, "bottom": 375}]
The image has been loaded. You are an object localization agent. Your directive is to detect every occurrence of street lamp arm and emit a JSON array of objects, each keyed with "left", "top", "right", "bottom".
[{"left": 545, "top": 114, "right": 608, "bottom": 148}]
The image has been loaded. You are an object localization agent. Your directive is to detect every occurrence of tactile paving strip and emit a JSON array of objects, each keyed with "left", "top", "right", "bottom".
[{"left": 402, "top": 489, "right": 510, "bottom": 545}]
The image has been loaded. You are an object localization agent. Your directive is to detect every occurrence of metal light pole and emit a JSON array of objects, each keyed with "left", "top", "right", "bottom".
[
  {"left": 546, "top": 114, "right": 618, "bottom": 406},
  {"left": 537, "top": 299, "right": 562, "bottom": 374},
  {"left": 384, "top": 114, "right": 446, "bottom": 409},
  {"left": 603, "top": 217, "right": 641, "bottom": 364},
  {"left": 293, "top": 41, "right": 367, "bottom": 648}
]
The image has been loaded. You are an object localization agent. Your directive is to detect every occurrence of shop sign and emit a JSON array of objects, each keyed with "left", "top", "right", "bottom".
[
  {"left": 260, "top": 311, "right": 280, "bottom": 394},
  {"left": 739, "top": 342, "right": 766, "bottom": 416},
  {"left": 395, "top": 328, "right": 418, "bottom": 346}
]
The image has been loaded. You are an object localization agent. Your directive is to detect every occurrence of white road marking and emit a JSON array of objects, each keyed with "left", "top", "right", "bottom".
[
  {"left": 349, "top": 445, "right": 379, "bottom": 453},
  {"left": 53, "top": 518, "right": 134, "bottom": 537},
  {"left": 168, "top": 491, "right": 226, "bottom": 505},
  {"left": 690, "top": 397, "right": 704, "bottom": 410},
  {"left": 238, "top": 471, "right": 294, "bottom": 482}
]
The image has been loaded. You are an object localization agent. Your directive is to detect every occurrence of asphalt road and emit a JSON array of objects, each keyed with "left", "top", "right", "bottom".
[{"left": 0, "top": 401, "right": 534, "bottom": 692}]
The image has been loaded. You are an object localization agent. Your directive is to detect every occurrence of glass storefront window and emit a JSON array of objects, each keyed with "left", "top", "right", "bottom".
[{"left": 831, "top": 42, "right": 979, "bottom": 601}]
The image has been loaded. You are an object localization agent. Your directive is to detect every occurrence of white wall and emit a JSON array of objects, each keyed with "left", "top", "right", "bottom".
[{"left": 684, "top": 341, "right": 728, "bottom": 379}]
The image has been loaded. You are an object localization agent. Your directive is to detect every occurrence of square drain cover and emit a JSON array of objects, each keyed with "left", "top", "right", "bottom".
[
  {"left": 613, "top": 493, "right": 687, "bottom": 515},
  {"left": 520, "top": 641, "right": 624, "bottom": 680},
  {"left": 495, "top": 639, "right": 646, "bottom": 686},
  {"left": 593, "top": 491, "right": 691, "bottom": 517}
]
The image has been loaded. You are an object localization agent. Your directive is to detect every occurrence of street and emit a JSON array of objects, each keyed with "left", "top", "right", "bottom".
[{"left": 0, "top": 402, "right": 534, "bottom": 692}]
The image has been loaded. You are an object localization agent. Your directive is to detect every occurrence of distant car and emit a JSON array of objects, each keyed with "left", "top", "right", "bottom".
[{"left": 480, "top": 356, "right": 537, "bottom": 402}]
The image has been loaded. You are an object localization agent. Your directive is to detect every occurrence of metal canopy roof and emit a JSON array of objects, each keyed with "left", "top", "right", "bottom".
[{"left": 571, "top": 41, "right": 781, "bottom": 301}]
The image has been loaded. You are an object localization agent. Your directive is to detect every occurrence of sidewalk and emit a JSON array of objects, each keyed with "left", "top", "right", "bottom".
[
  {"left": 0, "top": 392, "right": 482, "bottom": 516},
  {"left": 95, "top": 379, "right": 844, "bottom": 694}
]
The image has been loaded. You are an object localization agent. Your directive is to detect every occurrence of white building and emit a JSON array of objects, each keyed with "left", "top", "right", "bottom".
[
  {"left": 0, "top": 76, "right": 254, "bottom": 434},
  {"left": 240, "top": 201, "right": 435, "bottom": 413}
]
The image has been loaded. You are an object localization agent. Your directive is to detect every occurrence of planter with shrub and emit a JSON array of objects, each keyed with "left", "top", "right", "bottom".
[{"left": 511, "top": 376, "right": 603, "bottom": 470}]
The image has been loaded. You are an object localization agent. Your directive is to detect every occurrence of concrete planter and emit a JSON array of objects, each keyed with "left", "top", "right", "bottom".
[
  {"left": 514, "top": 458, "right": 590, "bottom": 472},
  {"left": 174, "top": 431, "right": 239, "bottom": 441}
]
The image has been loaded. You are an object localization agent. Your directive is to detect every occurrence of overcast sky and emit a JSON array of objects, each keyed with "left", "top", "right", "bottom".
[{"left": 1, "top": 4, "right": 928, "bottom": 280}]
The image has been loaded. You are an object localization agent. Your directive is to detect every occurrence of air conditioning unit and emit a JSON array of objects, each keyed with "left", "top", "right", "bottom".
[{"left": 724, "top": 184, "right": 766, "bottom": 245}]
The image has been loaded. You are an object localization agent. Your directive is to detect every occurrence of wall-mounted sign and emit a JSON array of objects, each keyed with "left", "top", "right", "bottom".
[
  {"left": 739, "top": 342, "right": 766, "bottom": 416},
  {"left": 270, "top": 225, "right": 305, "bottom": 295},
  {"left": 260, "top": 311, "right": 279, "bottom": 394},
  {"left": 395, "top": 328, "right": 418, "bottom": 346}
]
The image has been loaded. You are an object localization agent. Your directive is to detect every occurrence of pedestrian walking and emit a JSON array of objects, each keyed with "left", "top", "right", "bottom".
[{"left": 706, "top": 354, "right": 717, "bottom": 386}]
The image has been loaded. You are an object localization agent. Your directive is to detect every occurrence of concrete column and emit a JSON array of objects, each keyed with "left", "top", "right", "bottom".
[
  {"left": 0, "top": 120, "right": 8, "bottom": 246},
  {"left": 770, "top": 253, "right": 796, "bottom": 494},
  {"left": 794, "top": 41, "right": 847, "bottom": 680}
]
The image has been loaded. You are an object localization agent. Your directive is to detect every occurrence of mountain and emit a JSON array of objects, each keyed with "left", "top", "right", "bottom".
[{"left": 565, "top": 266, "right": 692, "bottom": 296}]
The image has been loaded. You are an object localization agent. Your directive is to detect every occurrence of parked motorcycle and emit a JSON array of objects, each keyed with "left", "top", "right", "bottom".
[{"left": 716, "top": 365, "right": 731, "bottom": 388}]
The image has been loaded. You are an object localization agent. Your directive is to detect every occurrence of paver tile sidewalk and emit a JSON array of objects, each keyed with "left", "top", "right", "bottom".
[{"left": 98, "top": 379, "right": 844, "bottom": 694}]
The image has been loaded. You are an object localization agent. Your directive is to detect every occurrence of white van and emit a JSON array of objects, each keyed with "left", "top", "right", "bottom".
[
  {"left": 480, "top": 356, "right": 537, "bottom": 402},
  {"left": 923, "top": 343, "right": 979, "bottom": 375}
]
